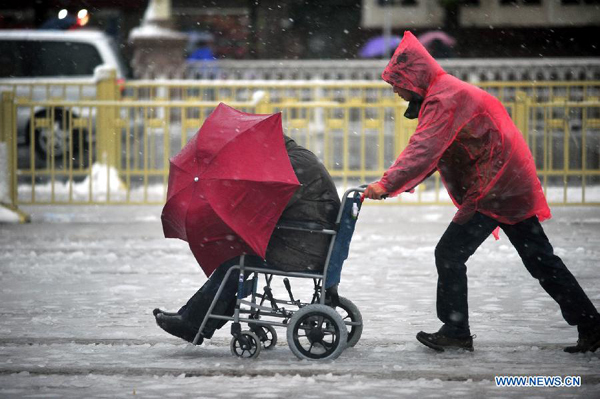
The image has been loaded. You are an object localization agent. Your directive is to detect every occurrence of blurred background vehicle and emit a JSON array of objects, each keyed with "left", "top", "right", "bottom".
[{"left": 0, "top": 29, "right": 127, "bottom": 165}]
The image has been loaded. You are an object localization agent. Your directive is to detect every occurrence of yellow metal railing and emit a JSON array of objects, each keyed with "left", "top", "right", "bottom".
[
  {"left": 8, "top": 98, "right": 261, "bottom": 204},
  {"left": 2, "top": 73, "right": 600, "bottom": 207},
  {"left": 120, "top": 79, "right": 600, "bottom": 105},
  {"left": 526, "top": 100, "right": 600, "bottom": 205},
  {"left": 1, "top": 92, "right": 16, "bottom": 205}
]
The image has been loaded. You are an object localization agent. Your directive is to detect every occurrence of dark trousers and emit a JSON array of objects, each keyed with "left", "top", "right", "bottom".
[
  {"left": 178, "top": 256, "right": 267, "bottom": 337},
  {"left": 435, "top": 212, "right": 600, "bottom": 338}
]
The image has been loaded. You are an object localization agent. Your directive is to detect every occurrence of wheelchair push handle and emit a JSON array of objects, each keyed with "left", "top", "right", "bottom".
[{"left": 357, "top": 183, "right": 389, "bottom": 200}]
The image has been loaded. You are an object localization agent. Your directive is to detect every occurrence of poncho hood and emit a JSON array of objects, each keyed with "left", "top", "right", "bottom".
[{"left": 382, "top": 31, "right": 445, "bottom": 98}]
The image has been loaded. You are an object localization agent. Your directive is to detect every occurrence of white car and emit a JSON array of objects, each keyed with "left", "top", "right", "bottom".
[{"left": 0, "top": 30, "right": 127, "bottom": 165}]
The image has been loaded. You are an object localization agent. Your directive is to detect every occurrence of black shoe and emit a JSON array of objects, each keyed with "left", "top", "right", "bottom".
[
  {"left": 155, "top": 314, "right": 203, "bottom": 345},
  {"left": 416, "top": 331, "right": 474, "bottom": 352},
  {"left": 564, "top": 326, "right": 600, "bottom": 353},
  {"left": 153, "top": 308, "right": 180, "bottom": 317}
]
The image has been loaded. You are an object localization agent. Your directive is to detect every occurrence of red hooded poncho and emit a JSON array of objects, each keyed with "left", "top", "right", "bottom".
[{"left": 380, "top": 31, "right": 551, "bottom": 225}]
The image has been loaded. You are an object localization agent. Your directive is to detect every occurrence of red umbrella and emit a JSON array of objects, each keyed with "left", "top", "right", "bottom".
[
  {"left": 161, "top": 103, "right": 300, "bottom": 276},
  {"left": 417, "top": 31, "right": 456, "bottom": 48}
]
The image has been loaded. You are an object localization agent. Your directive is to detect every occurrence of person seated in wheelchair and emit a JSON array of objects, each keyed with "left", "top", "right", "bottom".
[{"left": 154, "top": 135, "right": 340, "bottom": 345}]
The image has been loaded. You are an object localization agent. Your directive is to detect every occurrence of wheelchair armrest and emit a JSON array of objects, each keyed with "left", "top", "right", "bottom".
[{"left": 276, "top": 220, "right": 325, "bottom": 231}]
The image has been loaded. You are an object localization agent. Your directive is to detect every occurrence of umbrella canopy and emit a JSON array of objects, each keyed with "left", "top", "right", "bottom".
[
  {"left": 359, "top": 35, "right": 402, "bottom": 58},
  {"left": 161, "top": 103, "right": 300, "bottom": 276},
  {"left": 417, "top": 31, "right": 456, "bottom": 48}
]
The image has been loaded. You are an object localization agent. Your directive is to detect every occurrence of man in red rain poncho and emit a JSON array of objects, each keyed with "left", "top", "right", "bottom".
[{"left": 363, "top": 31, "right": 600, "bottom": 353}]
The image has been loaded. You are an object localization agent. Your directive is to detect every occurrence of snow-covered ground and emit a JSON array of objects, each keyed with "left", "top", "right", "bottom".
[{"left": 0, "top": 204, "right": 599, "bottom": 398}]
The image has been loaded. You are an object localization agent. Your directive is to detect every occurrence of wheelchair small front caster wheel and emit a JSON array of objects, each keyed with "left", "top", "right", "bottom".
[
  {"left": 287, "top": 304, "right": 347, "bottom": 360},
  {"left": 253, "top": 324, "right": 278, "bottom": 350},
  {"left": 230, "top": 331, "right": 261, "bottom": 359}
]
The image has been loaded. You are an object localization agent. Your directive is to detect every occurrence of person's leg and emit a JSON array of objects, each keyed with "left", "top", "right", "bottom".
[
  {"left": 501, "top": 217, "right": 600, "bottom": 351},
  {"left": 433, "top": 212, "right": 498, "bottom": 338},
  {"left": 179, "top": 260, "right": 237, "bottom": 326},
  {"left": 153, "top": 261, "right": 237, "bottom": 318},
  {"left": 155, "top": 260, "right": 236, "bottom": 344},
  {"left": 180, "top": 257, "right": 247, "bottom": 335},
  {"left": 160, "top": 256, "right": 266, "bottom": 340},
  {"left": 152, "top": 261, "right": 234, "bottom": 319}
]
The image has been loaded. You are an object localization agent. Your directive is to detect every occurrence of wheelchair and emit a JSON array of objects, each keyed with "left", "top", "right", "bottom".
[{"left": 192, "top": 187, "right": 365, "bottom": 360}]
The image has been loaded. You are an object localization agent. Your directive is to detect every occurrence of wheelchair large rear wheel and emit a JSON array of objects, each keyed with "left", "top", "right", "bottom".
[
  {"left": 287, "top": 304, "right": 347, "bottom": 361},
  {"left": 336, "top": 296, "right": 363, "bottom": 347}
]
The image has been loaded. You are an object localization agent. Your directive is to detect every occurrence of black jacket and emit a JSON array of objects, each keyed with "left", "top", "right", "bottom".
[{"left": 264, "top": 136, "right": 340, "bottom": 272}]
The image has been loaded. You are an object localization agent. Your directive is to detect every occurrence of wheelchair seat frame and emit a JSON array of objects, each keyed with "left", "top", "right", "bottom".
[{"left": 192, "top": 187, "right": 365, "bottom": 360}]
